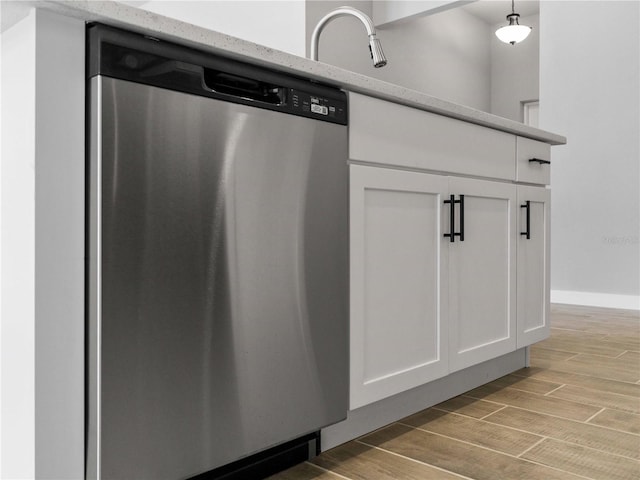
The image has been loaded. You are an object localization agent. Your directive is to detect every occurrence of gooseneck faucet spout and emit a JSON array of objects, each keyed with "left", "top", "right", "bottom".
[{"left": 310, "top": 6, "right": 387, "bottom": 68}]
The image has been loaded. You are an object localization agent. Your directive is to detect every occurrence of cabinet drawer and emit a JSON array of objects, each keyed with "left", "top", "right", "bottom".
[
  {"left": 517, "top": 137, "right": 551, "bottom": 185},
  {"left": 349, "top": 93, "right": 516, "bottom": 181}
]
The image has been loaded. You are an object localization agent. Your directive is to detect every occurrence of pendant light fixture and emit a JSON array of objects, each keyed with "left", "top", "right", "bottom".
[{"left": 495, "top": 0, "right": 532, "bottom": 45}]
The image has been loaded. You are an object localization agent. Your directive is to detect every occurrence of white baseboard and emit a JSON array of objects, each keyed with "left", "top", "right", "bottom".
[{"left": 551, "top": 290, "right": 640, "bottom": 311}]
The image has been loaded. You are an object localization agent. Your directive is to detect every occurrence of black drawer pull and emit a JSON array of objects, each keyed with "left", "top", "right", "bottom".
[
  {"left": 521, "top": 201, "right": 531, "bottom": 239},
  {"left": 529, "top": 158, "right": 551, "bottom": 165}
]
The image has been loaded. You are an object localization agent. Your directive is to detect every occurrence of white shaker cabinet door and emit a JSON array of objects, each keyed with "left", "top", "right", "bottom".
[
  {"left": 517, "top": 186, "right": 551, "bottom": 347},
  {"left": 448, "top": 177, "right": 517, "bottom": 373},
  {"left": 350, "top": 164, "right": 449, "bottom": 409}
]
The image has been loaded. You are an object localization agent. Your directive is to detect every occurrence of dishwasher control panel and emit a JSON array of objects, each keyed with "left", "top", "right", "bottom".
[
  {"left": 290, "top": 89, "right": 347, "bottom": 124},
  {"left": 89, "top": 24, "right": 348, "bottom": 126}
]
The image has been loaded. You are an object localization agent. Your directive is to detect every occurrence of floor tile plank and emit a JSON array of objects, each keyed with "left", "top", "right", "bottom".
[
  {"left": 565, "top": 354, "right": 640, "bottom": 382},
  {"left": 529, "top": 347, "right": 578, "bottom": 362},
  {"left": 588, "top": 408, "right": 640, "bottom": 435},
  {"left": 603, "top": 335, "right": 640, "bottom": 351},
  {"left": 484, "top": 406, "right": 640, "bottom": 460},
  {"left": 464, "top": 385, "right": 601, "bottom": 421},
  {"left": 361, "top": 423, "right": 585, "bottom": 480},
  {"left": 312, "top": 439, "right": 465, "bottom": 480},
  {"left": 266, "top": 462, "right": 345, "bottom": 480},
  {"left": 484, "top": 373, "right": 562, "bottom": 395},
  {"left": 548, "top": 384, "right": 640, "bottom": 414},
  {"left": 432, "top": 395, "right": 506, "bottom": 419},
  {"left": 401, "top": 408, "right": 542, "bottom": 456},
  {"left": 552, "top": 318, "right": 640, "bottom": 337},
  {"left": 536, "top": 334, "right": 628, "bottom": 358},
  {"left": 522, "top": 438, "right": 640, "bottom": 480},
  {"left": 512, "top": 367, "right": 640, "bottom": 397},
  {"left": 532, "top": 354, "right": 640, "bottom": 383},
  {"left": 619, "top": 351, "right": 640, "bottom": 362}
]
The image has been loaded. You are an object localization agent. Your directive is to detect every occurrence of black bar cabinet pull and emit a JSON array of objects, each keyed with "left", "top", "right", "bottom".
[
  {"left": 444, "top": 195, "right": 465, "bottom": 242},
  {"left": 521, "top": 201, "right": 531, "bottom": 239},
  {"left": 529, "top": 158, "right": 551, "bottom": 165},
  {"left": 443, "top": 195, "right": 456, "bottom": 242},
  {"left": 457, "top": 195, "right": 465, "bottom": 242}
]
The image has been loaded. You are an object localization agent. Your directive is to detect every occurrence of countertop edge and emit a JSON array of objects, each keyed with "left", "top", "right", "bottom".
[{"left": 21, "top": 0, "right": 566, "bottom": 145}]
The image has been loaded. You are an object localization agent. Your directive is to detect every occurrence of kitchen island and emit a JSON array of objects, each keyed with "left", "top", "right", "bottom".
[{"left": 1, "top": 2, "right": 566, "bottom": 479}]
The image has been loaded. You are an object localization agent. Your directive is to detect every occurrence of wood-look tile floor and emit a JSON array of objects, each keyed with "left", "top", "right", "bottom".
[{"left": 268, "top": 305, "right": 640, "bottom": 480}]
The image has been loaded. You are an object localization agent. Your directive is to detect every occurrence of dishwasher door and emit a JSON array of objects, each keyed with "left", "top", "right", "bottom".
[{"left": 87, "top": 76, "right": 348, "bottom": 480}]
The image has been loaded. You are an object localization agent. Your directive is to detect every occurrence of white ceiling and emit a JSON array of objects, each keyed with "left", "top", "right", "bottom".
[{"left": 461, "top": 0, "right": 539, "bottom": 25}]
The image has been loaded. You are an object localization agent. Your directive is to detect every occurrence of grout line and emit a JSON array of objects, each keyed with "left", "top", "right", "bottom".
[
  {"left": 305, "top": 462, "right": 354, "bottom": 480},
  {"left": 536, "top": 348, "right": 626, "bottom": 360},
  {"left": 459, "top": 394, "right": 507, "bottom": 407},
  {"left": 432, "top": 405, "right": 512, "bottom": 424},
  {"left": 548, "top": 327, "right": 589, "bottom": 333},
  {"left": 354, "top": 439, "right": 473, "bottom": 480},
  {"left": 479, "top": 405, "right": 508, "bottom": 420},
  {"left": 517, "top": 452, "right": 600, "bottom": 480},
  {"left": 563, "top": 353, "right": 582, "bottom": 361},
  {"left": 485, "top": 384, "right": 562, "bottom": 397},
  {"left": 543, "top": 384, "right": 566, "bottom": 396},
  {"left": 583, "top": 407, "right": 607, "bottom": 423},
  {"left": 516, "top": 436, "right": 548, "bottom": 458}
]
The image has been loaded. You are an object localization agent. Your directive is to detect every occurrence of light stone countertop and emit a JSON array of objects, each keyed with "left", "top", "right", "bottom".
[{"left": 10, "top": 0, "right": 566, "bottom": 145}]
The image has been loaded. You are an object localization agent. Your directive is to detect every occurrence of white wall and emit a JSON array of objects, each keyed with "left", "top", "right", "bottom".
[
  {"left": 491, "top": 14, "right": 539, "bottom": 122},
  {"left": 305, "top": 0, "right": 377, "bottom": 74},
  {"left": 378, "top": 6, "right": 492, "bottom": 111},
  {"left": 373, "top": 0, "right": 468, "bottom": 27},
  {"left": 1, "top": 9, "right": 85, "bottom": 478},
  {"left": 1, "top": 11, "right": 36, "bottom": 478},
  {"left": 306, "top": 1, "right": 492, "bottom": 112},
  {"left": 141, "top": 0, "right": 307, "bottom": 56},
  {"left": 540, "top": 1, "right": 640, "bottom": 309}
]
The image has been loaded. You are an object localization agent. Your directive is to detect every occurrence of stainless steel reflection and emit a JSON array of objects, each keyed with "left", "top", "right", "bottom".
[{"left": 87, "top": 76, "right": 348, "bottom": 480}]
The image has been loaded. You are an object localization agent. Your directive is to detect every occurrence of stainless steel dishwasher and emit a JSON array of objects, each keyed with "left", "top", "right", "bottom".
[{"left": 87, "top": 25, "right": 348, "bottom": 480}]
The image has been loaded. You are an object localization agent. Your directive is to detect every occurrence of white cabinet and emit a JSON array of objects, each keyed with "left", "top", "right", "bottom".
[
  {"left": 350, "top": 167, "right": 518, "bottom": 407},
  {"left": 517, "top": 185, "right": 551, "bottom": 347},
  {"left": 348, "top": 94, "right": 555, "bottom": 410},
  {"left": 349, "top": 93, "right": 516, "bottom": 181},
  {"left": 350, "top": 165, "right": 449, "bottom": 409},
  {"left": 448, "top": 177, "right": 517, "bottom": 372}
]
